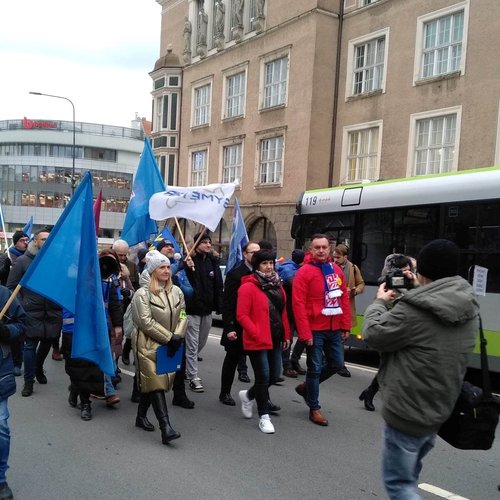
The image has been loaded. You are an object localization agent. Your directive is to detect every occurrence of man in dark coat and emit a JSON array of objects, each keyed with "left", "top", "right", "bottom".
[
  {"left": 184, "top": 232, "right": 223, "bottom": 393},
  {"left": 218, "top": 241, "right": 260, "bottom": 405},
  {"left": 0, "top": 284, "right": 26, "bottom": 500},
  {"left": 6, "top": 228, "right": 62, "bottom": 397}
]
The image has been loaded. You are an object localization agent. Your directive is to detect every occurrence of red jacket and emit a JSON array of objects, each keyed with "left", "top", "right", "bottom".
[
  {"left": 236, "top": 275, "right": 291, "bottom": 351},
  {"left": 292, "top": 259, "right": 351, "bottom": 342}
]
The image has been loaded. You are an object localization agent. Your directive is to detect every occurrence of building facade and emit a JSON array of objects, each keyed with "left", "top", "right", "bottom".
[
  {"left": 151, "top": 0, "right": 500, "bottom": 258},
  {"left": 0, "top": 117, "right": 145, "bottom": 245}
]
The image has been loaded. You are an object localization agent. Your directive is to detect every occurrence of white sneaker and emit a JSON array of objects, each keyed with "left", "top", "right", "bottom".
[
  {"left": 259, "top": 414, "right": 275, "bottom": 434},
  {"left": 189, "top": 377, "right": 204, "bottom": 393},
  {"left": 239, "top": 390, "right": 254, "bottom": 418}
]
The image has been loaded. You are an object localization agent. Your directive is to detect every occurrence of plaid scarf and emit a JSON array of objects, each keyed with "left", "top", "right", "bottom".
[{"left": 310, "top": 262, "right": 344, "bottom": 316}]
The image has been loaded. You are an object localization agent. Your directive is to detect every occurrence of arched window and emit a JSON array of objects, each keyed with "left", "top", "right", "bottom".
[{"left": 248, "top": 217, "right": 276, "bottom": 249}]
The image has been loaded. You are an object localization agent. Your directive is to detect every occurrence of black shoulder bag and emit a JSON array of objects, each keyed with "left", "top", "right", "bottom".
[{"left": 438, "top": 316, "right": 500, "bottom": 450}]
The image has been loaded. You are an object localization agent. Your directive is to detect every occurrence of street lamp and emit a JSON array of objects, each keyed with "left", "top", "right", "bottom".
[{"left": 29, "top": 92, "right": 76, "bottom": 195}]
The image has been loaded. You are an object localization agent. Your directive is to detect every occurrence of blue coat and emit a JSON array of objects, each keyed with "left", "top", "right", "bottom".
[{"left": 0, "top": 285, "right": 27, "bottom": 401}]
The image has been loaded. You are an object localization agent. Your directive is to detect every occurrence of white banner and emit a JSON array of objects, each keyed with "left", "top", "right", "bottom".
[{"left": 149, "top": 183, "right": 237, "bottom": 231}]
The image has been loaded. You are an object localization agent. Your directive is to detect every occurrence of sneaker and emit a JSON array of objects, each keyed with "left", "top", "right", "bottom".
[
  {"left": 189, "top": 377, "right": 204, "bottom": 393},
  {"left": 337, "top": 367, "right": 351, "bottom": 378},
  {"left": 238, "top": 390, "right": 254, "bottom": 418},
  {"left": 259, "top": 414, "right": 275, "bottom": 434}
]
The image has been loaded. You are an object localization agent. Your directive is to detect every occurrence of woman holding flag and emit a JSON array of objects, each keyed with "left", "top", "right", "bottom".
[{"left": 131, "top": 250, "right": 187, "bottom": 445}]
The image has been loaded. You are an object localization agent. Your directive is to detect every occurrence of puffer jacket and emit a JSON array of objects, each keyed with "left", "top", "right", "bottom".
[
  {"left": 6, "top": 240, "right": 62, "bottom": 339},
  {"left": 131, "top": 279, "right": 188, "bottom": 393},
  {"left": 362, "top": 275, "right": 479, "bottom": 437}
]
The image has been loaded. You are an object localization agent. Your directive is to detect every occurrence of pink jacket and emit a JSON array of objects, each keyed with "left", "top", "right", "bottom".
[{"left": 292, "top": 259, "right": 351, "bottom": 342}]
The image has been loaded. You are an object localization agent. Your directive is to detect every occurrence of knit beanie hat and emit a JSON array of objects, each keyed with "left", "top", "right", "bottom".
[
  {"left": 251, "top": 249, "right": 276, "bottom": 271},
  {"left": 12, "top": 231, "right": 28, "bottom": 245},
  {"left": 291, "top": 249, "right": 305, "bottom": 265},
  {"left": 157, "top": 239, "right": 174, "bottom": 252},
  {"left": 145, "top": 250, "right": 170, "bottom": 274},
  {"left": 417, "top": 239, "right": 459, "bottom": 281},
  {"left": 193, "top": 231, "right": 211, "bottom": 248}
]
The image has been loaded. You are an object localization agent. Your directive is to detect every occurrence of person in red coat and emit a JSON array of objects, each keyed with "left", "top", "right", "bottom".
[
  {"left": 236, "top": 249, "right": 291, "bottom": 434},
  {"left": 292, "top": 234, "right": 351, "bottom": 426}
]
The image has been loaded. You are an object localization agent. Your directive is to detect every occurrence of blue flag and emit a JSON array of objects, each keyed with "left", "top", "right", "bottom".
[
  {"left": 22, "top": 216, "right": 33, "bottom": 239},
  {"left": 226, "top": 197, "right": 249, "bottom": 273},
  {"left": 122, "top": 138, "right": 166, "bottom": 246},
  {"left": 20, "top": 172, "right": 114, "bottom": 376},
  {"left": 152, "top": 225, "right": 181, "bottom": 254}
]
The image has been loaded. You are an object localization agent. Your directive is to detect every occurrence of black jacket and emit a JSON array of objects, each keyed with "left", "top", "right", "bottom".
[
  {"left": 185, "top": 252, "right": 223, "bottom": 316},
  {"left": 6, "top": 241, "right": 62, "bottom": 340},
  {"left": 220, "top": 260, "right": 252, "bottom": 349}
]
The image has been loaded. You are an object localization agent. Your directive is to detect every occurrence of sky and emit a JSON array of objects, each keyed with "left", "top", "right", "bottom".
[{"left": 1, "top": 0, "right": 161, "bottom": 128}]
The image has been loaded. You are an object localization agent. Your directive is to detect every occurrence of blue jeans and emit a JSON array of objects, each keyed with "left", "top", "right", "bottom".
[
  {"left": 23, "top": 338, "right": 52, "bottom": 382},
  {"left": 0, "top": 400, "right": 10, "bottom": 484},
  {"left": 104, "top": 358, "right": 117, "bottom": 396},
  {"left": 247, "top": 347, "right": 281, "bottom": 416},
  {"left": 382, "top": 423, "right": 436, "bottom": 499},
  {"left": 305, "top": 330, "right": 343, "bottom": 410}
]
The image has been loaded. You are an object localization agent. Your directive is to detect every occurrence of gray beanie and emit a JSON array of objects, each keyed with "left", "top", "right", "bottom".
[{"left": 145, "top": 250, "right": 170, "bottom": 274}]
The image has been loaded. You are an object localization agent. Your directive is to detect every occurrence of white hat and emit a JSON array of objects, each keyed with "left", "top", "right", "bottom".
[{"left": 145, "top": 250, "right": 170, "bottom": 274}]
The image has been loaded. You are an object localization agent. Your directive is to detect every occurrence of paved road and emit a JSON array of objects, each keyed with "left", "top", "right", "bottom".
[{"left": 7, "top": 327, "right": 500, "bottom": 500}]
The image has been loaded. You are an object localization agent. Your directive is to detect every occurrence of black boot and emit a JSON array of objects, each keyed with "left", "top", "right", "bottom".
[
  {"left": 150, "top": 391, "right": 181, "bottom": 444},
  {"left": 80, "top": 401, "right": 92, "bottom": 421},
  {"left": 135, "top": 394, "right": 155, "bottom": 432},
  {"left": 359, "top": 389, "right": 375, "bottom": 411},
  {"left": 131, "top": 375, "right": 140, "bottom": 403},
  {"left": 122, "top": 338, "right": 132, "bottom": 365}
]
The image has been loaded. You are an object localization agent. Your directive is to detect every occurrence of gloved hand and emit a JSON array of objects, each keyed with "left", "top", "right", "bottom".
[
  {"left": 0, "top": 323, "right": 10, "bottom": 343},
  {"left": 167, "top": 334, "right": 184, "bottom": 357}
]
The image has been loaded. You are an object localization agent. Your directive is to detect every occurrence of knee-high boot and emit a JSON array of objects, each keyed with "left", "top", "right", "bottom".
[
  {"left": 150, "top": 390, "right": 181, "bottom": 444},
  {"left": 359, "top": 376, "right": 379, "bottom": 412},
  {"left": 122, "top": 338, "right": 132, "bottom": 365},
  {"left": 135, "top": 393, "right": 155, "bottom": 432}
]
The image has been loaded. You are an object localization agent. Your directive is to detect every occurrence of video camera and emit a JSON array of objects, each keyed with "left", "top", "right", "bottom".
[{"left": 383, "top": 269, "right": 413, "bottom": 290}]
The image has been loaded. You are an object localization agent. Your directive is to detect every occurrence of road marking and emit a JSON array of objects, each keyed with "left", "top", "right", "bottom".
[{"left": 419, "top": 483, "right": 470, "bottom": 499}]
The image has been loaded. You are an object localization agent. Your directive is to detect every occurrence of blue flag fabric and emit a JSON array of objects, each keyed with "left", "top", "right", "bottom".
[
  {"left": 122, "top": 138, "right": 166, "bottom": 246},
  {"left": 152, "top": 226, "right": 181, "bottom": 254},
  {"left": 226, "top": 197, "right": 249, "bottom": 273},
  {"left": 20, "top": 172, "right": 114, "bottom": 376},
  {"left": 22, "top": 216, "right": 33, "bottom": 239}
]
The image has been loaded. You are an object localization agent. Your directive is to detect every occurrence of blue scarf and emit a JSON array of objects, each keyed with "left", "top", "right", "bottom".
[{"left": 310, "top": 261, "right": 344, "bottom": 316}]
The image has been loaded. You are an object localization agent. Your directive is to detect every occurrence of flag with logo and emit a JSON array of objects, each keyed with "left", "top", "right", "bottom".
[{"left": 226, "top": 197, "right": 248, "bottom": 273}]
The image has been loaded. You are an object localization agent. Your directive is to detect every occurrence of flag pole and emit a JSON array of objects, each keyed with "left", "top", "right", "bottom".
[
  {"left": 187, "top": 225, "right": 207, "bottom": 257},
  {"left": 174, "top": 217, "right": 191, "bottom": 258},
  {"left": 0, "top": 202, "right": 11, "bottom": 261},
  {"left": 0, "top": 284, "right": 22, "bottom": 321}
]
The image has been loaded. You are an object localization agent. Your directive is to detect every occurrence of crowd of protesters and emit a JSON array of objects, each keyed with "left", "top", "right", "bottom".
[{"left": 0, "top": 226, "right": 479, "bottom": 499}]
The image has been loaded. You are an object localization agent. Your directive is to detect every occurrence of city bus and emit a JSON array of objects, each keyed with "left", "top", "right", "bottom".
[{"left": 291, "top": 166, "right": 500, "bottom": 373}]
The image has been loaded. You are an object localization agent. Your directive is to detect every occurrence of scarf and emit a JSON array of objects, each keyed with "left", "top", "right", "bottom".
[
  {"left": 254, "top": 270, "right": 282, "bottom": 290},
  {"left": 254, "top": 271, "right": 284, "bottom": 344},
  {"left": 310, "top": 262, "right": 344, "bottom": 316}
]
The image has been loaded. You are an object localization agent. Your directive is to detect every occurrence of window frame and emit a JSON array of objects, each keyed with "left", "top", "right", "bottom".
[
  {"left": 222, "top": 63, "right": 248, "bottom": 120},
  {"left": 220, "top": 140, "right": 244, "bottom": 184},
  {"left": 189, "top": 146, "right": 209, "bottom": 187},
  {"left": 413, "top": 1, "right": 470, "bottom": 84},
  {"left": 191, "top": 78, "right": 213, "bottom": 128},
  {"left": 259, "top": 48, "right": 291, "bottom": 111},
  {"left": 407, "top": 106, "right": 462, "bottom": 177},
  {"left": 255, "top": 130, "right": 286, "bottom": 187},
  {"left": 340, "top": 120, "right": 383, "bottom": 184}
]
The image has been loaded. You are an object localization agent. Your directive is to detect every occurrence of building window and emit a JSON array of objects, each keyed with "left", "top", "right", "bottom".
[
  {"left": 346, "top": 29, "right": 389, "bottom": 98},
  {"left": 193, "top": 83, "right": 211, "bottom": 127},
  {"left": 222, "top": 143, "right": 242, "bottom": 183},
  {"left": 225, "top": 71, "right": 246, "bottom": 118},
  {"left": 262, "top": 55, "right": 289, "bottom": 109},
  {"left": 414, "top": 2, "right": 469, "bottom": 82},
  {"left": 346, "top": 127, "right": 380, "bottom": 182},
  {"left": 191, "top": 149, "right": 208, "bottom": 186},
  {"left": 259, "top": 136, "right": 283, "bottom": 185},
  {"left": 353, "top": 37, "right": 385, "bottom": 94},
  {"left": 359, "top": 0, "right": 380, "bottom": 5},
  {"left": 408, "top": 107, "right": 461, "bottom": 176},
  {"left": 154, "top": 92, "right": 179, "bottom": 131}
]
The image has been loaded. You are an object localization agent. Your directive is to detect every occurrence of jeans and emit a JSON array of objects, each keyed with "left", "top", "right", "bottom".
[
  {"left": 0, "top": 400, "right": 10, "bottom": 484},
  {"left": 24, "top": 338, "right": 52, "bottom": 382},
  {"left": 305, "top": 330, "right": 343, "bottom": 410},
  {"left": 185, "top": 314, "right": 212, "bottom": 379},
  {"left": 247, "top": 347, "right": 281, "bottom": 416},
  {"left": 104, "top": 358, "right": 117, "bottom": 396},
  {"left": 382, "top": 423, "right": 436, "bottom": 500}
]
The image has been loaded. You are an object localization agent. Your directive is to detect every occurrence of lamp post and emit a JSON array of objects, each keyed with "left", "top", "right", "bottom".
[{"left": 29, "top": 92, "right": 76, "bottom": 195}]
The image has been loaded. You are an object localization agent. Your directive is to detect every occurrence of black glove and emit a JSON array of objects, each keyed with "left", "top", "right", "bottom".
[
  {"left": 0, "top": 323, "right": 10, "bottom": 343},
  {"left": 167, "top": 334, "right": 184, "bottom": 356}
]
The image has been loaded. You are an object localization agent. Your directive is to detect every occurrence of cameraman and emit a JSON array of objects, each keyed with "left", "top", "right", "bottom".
[
  {"left": 359, "top": 254, "right": 415, "bottom": 412},
  {"left": 362, "top": 240, "right": 478, "bottom": 499}
]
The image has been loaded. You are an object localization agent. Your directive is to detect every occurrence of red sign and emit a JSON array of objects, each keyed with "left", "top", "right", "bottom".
[{"left": 23, "top": 117, "right": 57, "bottom": 129}]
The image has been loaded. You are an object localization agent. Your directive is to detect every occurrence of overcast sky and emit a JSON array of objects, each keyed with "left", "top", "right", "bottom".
[{"left": 1, "top": 0, "right": 161, "bottom": 128}]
